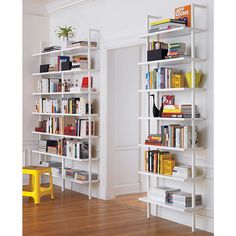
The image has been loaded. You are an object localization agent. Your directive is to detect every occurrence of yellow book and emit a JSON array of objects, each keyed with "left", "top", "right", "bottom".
[
  {"left": 163, "top": 160, "right": 175, "bottom": 176},
  {"left": 70, "top": 100, "right": 72, "bottom": 114},
  {"left": 160, "top": 153, "right": 172, "bottom": 174},
  {"left": 150, "top": 71, "right": 153, "bottom": 89},
  {"left": 150, "top": 18, "right": 172, "bottom": 26}
]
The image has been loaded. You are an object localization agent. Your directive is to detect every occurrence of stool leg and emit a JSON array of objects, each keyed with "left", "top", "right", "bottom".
[
  {"left": 29, "top": 174, "right": 35, "bottom": 192},
  {"left": 34, "top": 172, "right": 40, "bottom": 205},
  {"left": 49, "top": 171, "right": 54, "bottom": 200}
]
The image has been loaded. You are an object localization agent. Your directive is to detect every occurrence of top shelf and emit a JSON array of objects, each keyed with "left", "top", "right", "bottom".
[
  {"left": 138, "top": 27, "right": 206, "bottom": 39},
  {"left": 32, "top": 46, "right": 99, "bottom": 57}
]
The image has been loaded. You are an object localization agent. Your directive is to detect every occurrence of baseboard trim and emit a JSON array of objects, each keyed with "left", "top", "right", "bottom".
[{"left": 114, "top": 183, "right": 140, "bottom": 196}]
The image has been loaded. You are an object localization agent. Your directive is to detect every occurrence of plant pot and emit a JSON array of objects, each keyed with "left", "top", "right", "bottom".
[
  {"left": 61, "top": 41, "right": 67, "bottom": 49},
  {"left": 185, "top": 70, "right": 203, "bottom": 88}
]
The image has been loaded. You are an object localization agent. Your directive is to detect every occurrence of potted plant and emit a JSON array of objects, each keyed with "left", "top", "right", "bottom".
[{"left": 55, "top": 26, "right": 76, "bottom": 49}]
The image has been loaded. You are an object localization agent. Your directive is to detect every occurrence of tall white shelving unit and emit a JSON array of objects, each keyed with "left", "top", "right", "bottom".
[
  {"left": 138, "top": 5, "right": 207, "bottom": 232},
  {"left": 31, "top": 29, "right": 100, "bottom": 199}
]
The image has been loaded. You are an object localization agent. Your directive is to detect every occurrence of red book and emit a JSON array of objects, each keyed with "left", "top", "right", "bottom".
[{"left": 82, "top": 76, "right": 93, "bottom": 88}]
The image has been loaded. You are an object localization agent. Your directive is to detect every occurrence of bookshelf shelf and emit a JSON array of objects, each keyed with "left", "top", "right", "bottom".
[
  {"left": 138, "top": 27, "right": 206, "bottom": 39},
  {"left": 138, "top": 57, "right": 205, "bottom": 66},
  {"left": 138, "top": 88, "right": 205, "bottom": 93},
  {"left": 138, "top": 117, "right": 205, "bottom": 121},
  {"left": 32, "top": 68, "right": 99, "bottom": 76},
  {"left": 138, "top": 144, "right": 203, "bottom": 152},
  {"left": 32, "top": 46, "right": 99, "bottom": 57},
  {"left": 139, "top": 196, "right": 203, "bottom": 213},
  {"left": 138, "top": 8, "right": 207, "bottom": 232},
  {"left": 138, "top": 171, "right": 204, "bottom": 182},
  {"left": 64, "top": 176, "right": 100, "bottom": 184},
  {"left": 31, "top": 29, "right": 101, "bottom": 200},
  {"left": 32, "top": 91, "right": 99, "bottom": 96},
  {"left": 32, "top": 112, "right": 100, "bottom": 118},
  {"left": 32, "top": 131, "right": 99, "bottom": 139},
  {"left": 32, "top": 150, "right": 99, "bottom": 162}
]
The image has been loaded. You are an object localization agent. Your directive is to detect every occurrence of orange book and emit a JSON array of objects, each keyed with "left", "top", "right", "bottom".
[
  {"left": 144, "top": 151, "right": 148, "bottom": 172},
  {"left": 153, "top": 153, "right": 158, "bottom": 173},
  {"left": 175, "top": 5, "right": 191, "bottom": 27}
]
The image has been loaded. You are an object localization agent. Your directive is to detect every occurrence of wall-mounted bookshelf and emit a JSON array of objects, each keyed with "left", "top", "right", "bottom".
[
  {"left": 31, "top": 29, "right": 100, "bottom": 199},
  {"left": 138, "top": 5, "right": 207, "bottom": 232}
]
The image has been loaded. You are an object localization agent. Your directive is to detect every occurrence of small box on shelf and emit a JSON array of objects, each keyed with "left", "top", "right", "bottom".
[{"left": 147, "top": 49, "right": 168, "bottom": 61}]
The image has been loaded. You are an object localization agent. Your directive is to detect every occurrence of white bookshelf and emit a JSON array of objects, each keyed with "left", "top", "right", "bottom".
[
  {"left": 138, "top": 5, "right": 207, "bottom": 232},
  {"left": 31, "top": 29, "right": 100, "bottom": 199}
]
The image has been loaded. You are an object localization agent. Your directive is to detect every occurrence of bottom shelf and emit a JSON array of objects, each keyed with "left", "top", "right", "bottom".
[
  {"left": 43, "top": 173, "right": 99, "bottom": 185},
  {"left": 139, "top": 196, "right": 203, "bottom": 213}
]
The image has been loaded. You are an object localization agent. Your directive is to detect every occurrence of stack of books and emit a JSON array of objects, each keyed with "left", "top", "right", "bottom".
[
  {"left": 74, "top": 171, "right": 98, "bottom": 181},
  {"left": 161, "top": 105, "right": 182, "bottom": 118},
  {"left": 71, "top": 55, "right": 88, "bottom": 69},
  {"left": 172, "top": 165, "right": 192, "bottom": 178},
  {"left": 181, "top": 104, "right": 200, "bottom": 118},
  {"left": 149, "top": 18, "right": 186, "bottom": 33},
  {"left": 42, "top": 46, "right": 61, "bottom": 52},
  {"left": 169, "top": 192, "right": 202, "bottom": 208},
  {"left": 145, "top": 134, "right": 162, "bottom": 146},
  {"left": 167, "top": 43, "right": 186, "bottom": 58},
  {"left": 68, "top": 41, "right": 97, "bottom": 48},
  {"left": 40, "top": 161, "right": 62, "bottom": 168},
  {"left": 64, "top": 141, "right": 89, "bottom": 159},
  {"left": 38, "top": 140, "right": 47, "bottom": 152},
  {"left": 148, "top": 186, "right": 180, "bottom": 203},
  {"left": 144, "top": 150, "right": 175, "bottom": 176},
  {"left": 65, "top": 168, "right": 76, "bottom": 178}
]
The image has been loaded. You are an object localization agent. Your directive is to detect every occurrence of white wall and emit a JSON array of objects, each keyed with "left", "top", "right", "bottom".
[
  {"left": 23, "top": 11, "right": 49, "bottom": 172},
  {"left": 47, "top": 0, "right": 213, "bottom": 232}
]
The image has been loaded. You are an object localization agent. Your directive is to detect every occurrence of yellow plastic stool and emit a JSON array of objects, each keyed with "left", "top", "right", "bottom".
[{"left": 22, "top": 165, "right": 54, "bottom": 204}]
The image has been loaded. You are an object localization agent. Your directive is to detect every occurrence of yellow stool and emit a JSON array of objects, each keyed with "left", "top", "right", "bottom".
[{"left": 22, "top": 165, "right": 54, "bottom": 204}]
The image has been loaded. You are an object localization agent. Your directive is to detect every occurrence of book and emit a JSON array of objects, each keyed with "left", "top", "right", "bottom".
[
  {"left": 150, "top": 18, "right": 186, "bottom": 26},
  {"left": 57, "top": 56, "right": 70, "bottom": 71},
  {"left": 175, "top": 5, "right": 191, "bottom": 27},
  {"left": 162, "top": 95, "right": 175, "bottom": 105}
]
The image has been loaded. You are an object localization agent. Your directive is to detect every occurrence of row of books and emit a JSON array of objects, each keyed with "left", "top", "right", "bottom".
[
  {"left": 35, "top": 97, "right": 93, "bottom": 115},
  {"left": 144, "top": 150, "right": 174, "bottom": 175},
  {"left": 161, "top": 104, "right": 200, "bottom": 118},
  {"left": 148, "top": 41, "right": 168, "bottom": 51},
  {"left": 38, "top": 139, "right": 93, "bottom": 159},
  {"left": 37, "top": 77, "right": 93, "bottom": 94},
  {"left": 145, "top": 125, "right": 198, "bottom": 148},
  {"left": 146, "top": 67, "right": 184, "bottom": 89},
  {"left": 35, "top": 118, "right": 95, "bottom": 137},
  {"left": 148, "top": 186, "right": 202, "bottom": 208},
  {"left": 39, "top": 78, "right": 62, "bottom": 93},
  {"left": 65, "top": 168, "right": 98, "bottom": 181}
]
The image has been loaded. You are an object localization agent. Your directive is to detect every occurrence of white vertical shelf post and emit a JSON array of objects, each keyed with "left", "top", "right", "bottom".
[
  {"left": 191, "top": 4, "right": 196, "bottom": 232},
  {"left": 61, "top": 50, "right": 65, "bottom": 192},
  {"left": 88, "top": 29, "right": 92, "bottom": 199},
  {"left": 38, "top": 40, "right": 42, "bottom": 166},
  {"left": 146, "top": 16, "right": 151, "bottom": 218}
]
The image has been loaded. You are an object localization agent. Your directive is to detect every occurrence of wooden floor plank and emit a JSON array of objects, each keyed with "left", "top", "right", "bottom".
[{"left": 23, "top": 186, "right": 213, "bottom": 236}]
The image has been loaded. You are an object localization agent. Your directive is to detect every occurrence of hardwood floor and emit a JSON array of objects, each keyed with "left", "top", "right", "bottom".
[{"left": 23, "top": 186, "right": 213, "bottom": 236}]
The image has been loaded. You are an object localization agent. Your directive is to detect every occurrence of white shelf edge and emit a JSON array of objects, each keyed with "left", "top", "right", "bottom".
[
  {"left": 32, "top": 46, "right": 99, "bottom": 57},
  {"left": 32, "top": 91, "right": 99, "bottom": 96},
  {"left": 64, "top": 177, "right": 99, "bottom": 184},
  {"left": 32, "top": 69, "right": 99, "bottom": 76},
  {"left": 138, "top": 88, "right": 205, "bottom": 93},
  {"left": 32, "top": 150, "right": 99, "bottom": 162},
  {"left": 138, "top": 144, "right": 203, "bottom": 152},
  {"left": 138, "top": 117, "right": 205, "bottom": 121},
  {"left": 138, "top": 57, "right": 205, "bottom": 66},
  {"left": 32, "top": 112, "right": 100, "bottom": 117},
  {"left": 139, "top": 196, "right": 203, "bottom": 213},
  {"left": 32, "top": 131, "right": 99, "bottom": 139},
  {"left": 138, "top": 171, "right": 204, "bottom": 182},
  {"left": 138, "top": 27, "right": 206, "bottom": 38}
]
